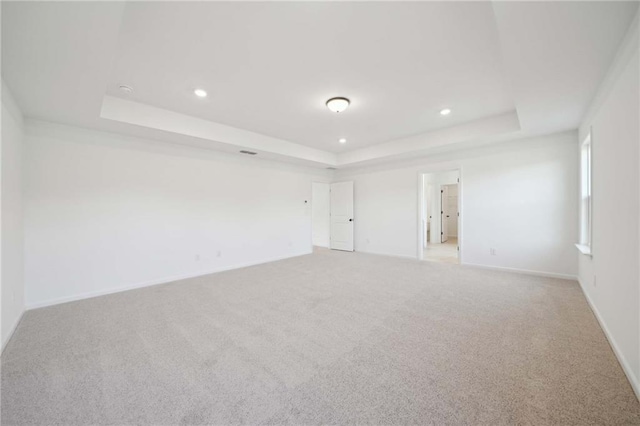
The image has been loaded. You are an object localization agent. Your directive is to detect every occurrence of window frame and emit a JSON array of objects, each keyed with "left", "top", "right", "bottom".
[{"left": 576, "top": 132, "right": 592, "bottom": 256}]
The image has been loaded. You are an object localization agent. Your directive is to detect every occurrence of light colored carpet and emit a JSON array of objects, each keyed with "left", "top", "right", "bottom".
[
  {"left": 2, "top": 249, "right": 639, "bottom": 425},
  {"left": 424, "top": 238, "right": 459, "bottom": 264}
]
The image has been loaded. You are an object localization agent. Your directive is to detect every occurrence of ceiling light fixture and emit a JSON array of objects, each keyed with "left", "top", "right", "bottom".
[
  {"left": 194, "top": 88, "right": 208, "bottom": 98},
  {"left": 119, "top": 85, "right": 133, "bottom": 94},
  {"left": 326, "top": 97, "right": 350, "bottom": 113},
  {"left": 339, "top": 138, "right": 347, "bottom": 144},
  {"left": 440, "top": 108, "right": 451, "bottom": 116}
]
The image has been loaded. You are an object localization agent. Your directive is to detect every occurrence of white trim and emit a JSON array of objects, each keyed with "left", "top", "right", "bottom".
[
  {"left": 575, "top": 243, "right": 592, "bottom": 256},
  {"left": 462, "top": 262, "right": 577, "bottom": 281},
  {"left": 417, "top": 167, "right": 463, "bottom": 263},
  {"left": 579, "top": 133, "right": 593, "bottom": 250},
  {"left": 26, "top": 252, "right": 311, "bottom": 310},
  {"left": 578, "top": 278, "right": 640, "bottom": 402},
  {"left": 355, "top": 250, "right": 416, "bottom": 261},
  {"left": 1, "top": 310, "right": 25, "bottom": 355}
]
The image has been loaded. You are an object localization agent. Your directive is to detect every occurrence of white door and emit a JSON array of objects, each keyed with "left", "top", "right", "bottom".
[
  {"left": 441, "top": 185, "right": 449, "bottom": 243},
  {"left": 330, "top": 181, "right": 354, "bottom": 251}
]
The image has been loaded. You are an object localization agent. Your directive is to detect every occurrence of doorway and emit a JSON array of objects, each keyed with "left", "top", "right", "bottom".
[
  {"left": 329, "top": 181, "right": 354, "bottom": 251},
  {"left": 419, "top": 170, "right": 461, "bottom": 264},
  {"left": 311, "top": 181, "right": 355, "bottom": 252}
]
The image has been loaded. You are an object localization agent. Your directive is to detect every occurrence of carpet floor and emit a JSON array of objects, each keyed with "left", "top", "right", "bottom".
[{"left": 2, "top": 249, "right": 639, "bottom": 425}]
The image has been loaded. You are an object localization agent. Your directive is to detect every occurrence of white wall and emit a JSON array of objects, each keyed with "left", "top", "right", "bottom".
[
  {"left": 336, "top": 131, "right": 579, "bottom": 278},
  {"left": 1, "top": 82, "right": 25, "bottom": 350},
  {"left": 23, "top": 120, "right": 331, "bottom": 308},
  {"left": 577, "top": 14, "right": 639, "bottom": 398},
  {"left": 311, "top": 182, "right": 330, "bottom": 247}
]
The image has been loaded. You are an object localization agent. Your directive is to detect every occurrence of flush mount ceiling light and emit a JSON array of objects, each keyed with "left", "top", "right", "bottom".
[
  {"left": 338, "top": 138, "right": 347, "bottom": 144},
  {"left": 194, "top": 88, "right": 208, "bottom": 98},
  {"left": 440, "top": 108, "right": 452, "bottom": 116},
  {"left": 326, "top": 97, "right": 350, "bottom": 113},
  {"left": 119, "top": 85, "right": 133, "bottom": 94}
]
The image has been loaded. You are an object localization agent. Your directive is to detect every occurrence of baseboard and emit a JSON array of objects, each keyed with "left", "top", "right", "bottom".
[
  {"left": 461, "top": 262, "right": 577, "bottom": 281},
  {"left": 26, "top": 251, "right": 311, "bottom": 310},
  {"left": 578, "top": 278, "right": 640, "bottom": 402},
  {"left": 356, "top": 249, "right": 417, "bottom": 260},
  {"left": 2, "top": 309, "right": 25, "bottom": 355}
]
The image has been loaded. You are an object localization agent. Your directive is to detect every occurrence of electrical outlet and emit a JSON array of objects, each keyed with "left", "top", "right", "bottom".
[{"left": 490, "top": 248, "right": 497, "bottom": 256}]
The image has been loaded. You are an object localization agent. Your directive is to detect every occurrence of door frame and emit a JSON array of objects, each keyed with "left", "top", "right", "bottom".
[
  {"left": 417, "top": 167, "right": 463, "bottom": 263},
  {"left": 440, "top": 184, "right": 449, "bottom": 243},
  {"left": 329, "top": 180, "right": 355, "bottom": 252}
]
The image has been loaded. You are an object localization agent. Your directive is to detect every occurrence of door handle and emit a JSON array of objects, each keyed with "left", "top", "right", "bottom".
[{"left": 349, "top": 218, "right": 353, "bottom": 222}]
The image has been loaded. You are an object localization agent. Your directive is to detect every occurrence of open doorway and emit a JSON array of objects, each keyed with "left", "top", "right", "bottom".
[{"left": 419, "top": 170, "right": 460, "bottom": 264}]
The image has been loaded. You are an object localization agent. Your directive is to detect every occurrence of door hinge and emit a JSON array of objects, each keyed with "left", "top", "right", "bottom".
[{"left": 441, "top": 232, "right": 443, "bottom": 235}]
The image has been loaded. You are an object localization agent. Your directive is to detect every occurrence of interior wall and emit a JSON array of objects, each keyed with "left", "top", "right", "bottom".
[
  {"left": 577, "top": 16, "right": 639, "bottom": 398},
  {"left": 311, "top": 182, "right": 330, "bottom": 247},
  {"left": 23, "top": 120, "right": 331, "bottom": 308},
  {"left": 1, "top": 81, "right": 25, "bottom": 350},
  {"left": 335, "top": 131, "right": 579, "bottom": 278}
]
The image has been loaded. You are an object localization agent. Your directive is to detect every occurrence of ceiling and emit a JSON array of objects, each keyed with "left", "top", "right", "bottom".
[
  {"left": 2, "top": 1, "right": 638, "bottom": 169},
  {"left": 107, "top": 2, "right": 514, "bottom": 153}
]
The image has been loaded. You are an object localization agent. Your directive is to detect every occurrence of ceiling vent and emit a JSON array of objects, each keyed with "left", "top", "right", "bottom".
[
  {"left": 326, "top": 167, "right": 337, "bottom": 170},
  {"left": 239, "top": 150, "right": 257, "bottom": 155}
]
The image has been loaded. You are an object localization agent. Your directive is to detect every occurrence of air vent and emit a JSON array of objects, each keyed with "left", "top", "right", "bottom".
[
  {"left": 326, "top": 167, "right": 337, "bottom": 170},
  {"left": 239, "top": 150, "right": 257, "bottom": 155}
]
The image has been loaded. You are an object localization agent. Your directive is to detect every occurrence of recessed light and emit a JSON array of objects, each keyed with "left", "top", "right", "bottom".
[
  {"left": 440, "top": 108, "right": 451, "bottom": 116},
  {"left": 119, "top": 85, "right": 133, "bottom": 94},
  {"left": 194, "top": 89, "right": 208, "bottom": 98},
  {"left": 326, "top": 97, "right": 350, "bottom": 113},
  {"left": 339, "top": 138, "right": 347, "bottom": 144}
]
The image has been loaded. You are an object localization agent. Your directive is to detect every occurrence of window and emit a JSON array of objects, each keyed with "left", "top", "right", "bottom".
[{"left": 577, "top": 133, "right": 592, "bottom": 255}]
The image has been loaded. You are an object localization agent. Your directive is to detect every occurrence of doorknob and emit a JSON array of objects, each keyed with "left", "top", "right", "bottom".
[{"left": 349, "top": 218, "right": 353, "bottom": 222}]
